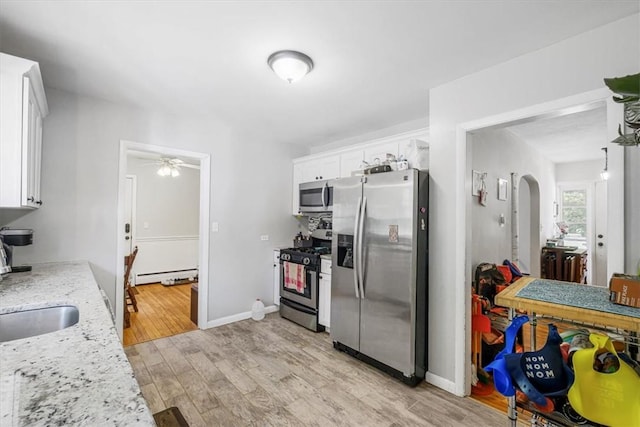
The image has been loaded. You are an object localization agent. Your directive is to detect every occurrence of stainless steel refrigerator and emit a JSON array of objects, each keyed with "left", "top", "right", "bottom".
[{"left": 331, "top": 169, "right": 428, "bottom": 386}]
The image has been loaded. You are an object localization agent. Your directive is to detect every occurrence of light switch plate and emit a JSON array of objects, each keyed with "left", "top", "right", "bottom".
[
  {"left": 260, "top": 235, "right": 269, "bottom": 241},
  {"left": 211, "top": 222, "right": 219, "bottom": 232}
]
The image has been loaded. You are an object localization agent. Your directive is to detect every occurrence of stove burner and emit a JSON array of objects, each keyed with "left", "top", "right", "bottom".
[{"left": 280, "top": 246, "right": 330, "bottom": 268}]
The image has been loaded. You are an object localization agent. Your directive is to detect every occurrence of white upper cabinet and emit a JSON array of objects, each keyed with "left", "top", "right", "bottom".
[
  {"left": 363, "top": 141, "right": 399, "bottom": 166},
  {"left": 310, "top": 156, "right": 340, "bottom": 182},
  {"left": 0, "top": 53, "right": 49, "bottom": 209},
  {"left": 339, "top": 150, "right": 364, "bottom": 178}
]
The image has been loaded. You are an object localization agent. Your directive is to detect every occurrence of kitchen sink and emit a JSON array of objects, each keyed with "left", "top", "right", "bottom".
[{"left": 0, "top": 305, "right": 79, "bottom": 343}]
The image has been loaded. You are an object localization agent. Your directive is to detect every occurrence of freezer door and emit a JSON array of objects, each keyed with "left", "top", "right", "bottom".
[
  {"left": 359, "top": 170, "right": 418, "bottom": 375},
  {"left": 330, "top": 176, "right": 362, "bottom": 351}
]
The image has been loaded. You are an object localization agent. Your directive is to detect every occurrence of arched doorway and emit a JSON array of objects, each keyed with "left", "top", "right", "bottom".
[{"left": 514, "top": 174, "right": 541, "bottom": 276}]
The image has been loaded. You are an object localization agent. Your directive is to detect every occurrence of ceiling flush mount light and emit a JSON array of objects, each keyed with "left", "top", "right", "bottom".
[
  {"left": 600, "top": 147, "right": 609, "bottom": 180},
  {"left": 267, "top": 50, "right": 314, "bottom": 83}
]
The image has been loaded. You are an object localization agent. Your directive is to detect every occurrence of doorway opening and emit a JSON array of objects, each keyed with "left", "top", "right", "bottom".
[
  {"left": 116, "top": 141, "right": 210, "bottom": 344},
  {"left": 460, "top": 88, "right": 625, "bottom": 404},
  {"left": 515, "top": 174, "right": 541, "bottom": 276}
]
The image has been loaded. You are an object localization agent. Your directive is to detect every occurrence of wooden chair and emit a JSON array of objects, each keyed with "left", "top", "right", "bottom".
[{"left": 125, "top": 246, "right": 139, "bottom": 313}]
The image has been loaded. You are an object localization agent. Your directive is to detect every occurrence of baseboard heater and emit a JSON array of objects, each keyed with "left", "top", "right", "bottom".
[{"left": 135, "top": 268, "right": 198, "bottom": 286}]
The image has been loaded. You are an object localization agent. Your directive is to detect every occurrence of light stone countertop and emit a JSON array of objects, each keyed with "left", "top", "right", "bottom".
[{"left": 0, "top": 261, "right": 154, "bottom": 426}]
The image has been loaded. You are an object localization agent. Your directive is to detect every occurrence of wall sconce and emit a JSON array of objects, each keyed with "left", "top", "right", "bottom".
[{"left": 600, "top": 147, "right": 609, "bottom": 180}]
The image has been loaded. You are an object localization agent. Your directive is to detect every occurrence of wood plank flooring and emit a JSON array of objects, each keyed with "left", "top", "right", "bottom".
[
  {"left": 123, "top": 283, "right": 197, "bottom": 346},
  {"left": 126, "top": 313, "right": 510, "bottom": 427}
]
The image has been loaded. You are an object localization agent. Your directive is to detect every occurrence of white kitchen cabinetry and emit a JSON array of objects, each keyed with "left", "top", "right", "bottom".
[
  {"left": 339, "top": 150, "right": 364, "bottom": 178},
  {"left": 273, "top": 249, "right": 281, "bottom": 305},
  {"left": 301, "top": 156, "right": 340, "bottom": 182},
  {"left": 363, "top": 141, "right": 399, "bottom": 166},
  {"left": 291, "top": 128, "right": 428, "bottom": 214},
  {"left": 0, "top": 53, "right": 49, "bottom": 209},
  {"left": 318, "top": 257, "right": 332, "bottom": 329},
  {"left": 291, "top": 156, "right": 340, "bottom": 215}
]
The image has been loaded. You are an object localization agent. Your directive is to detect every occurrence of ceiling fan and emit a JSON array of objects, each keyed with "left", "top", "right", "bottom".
[{"left": 147, "top": 157, "right": 199, "bottom": 177}]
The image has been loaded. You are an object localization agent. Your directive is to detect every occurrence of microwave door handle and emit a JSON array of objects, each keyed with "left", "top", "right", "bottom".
[
  {"left": 353, "top": 196, "right": 362, "bottom": 299},
  {"left": 358, "top": 196, "right": 366, "bottom": 299},
  {"left": 321, "top": 183, "right": 327, "bottom": 210}
]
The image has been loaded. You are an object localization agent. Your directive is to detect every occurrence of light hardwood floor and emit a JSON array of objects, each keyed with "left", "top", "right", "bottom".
[
  {"left": 126, "top": 313, "right": 509, "bottom": 427},
  {"left": 124, "top": 283, "right": 197, "bottom": 346}
]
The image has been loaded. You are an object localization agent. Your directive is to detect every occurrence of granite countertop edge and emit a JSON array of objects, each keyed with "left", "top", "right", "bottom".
[{"left": 0, "top": 261, "right": 155, "bottom": 426}]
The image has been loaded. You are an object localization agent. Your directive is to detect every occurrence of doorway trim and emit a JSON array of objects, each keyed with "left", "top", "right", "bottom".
[
  {"left": 115, "top": 140, "right": 211, "bottom": 340},
  {"left": 124, "top": 174, "right": 137, "bottom": 259},
  {"left": 457, "top": 87, "right": 624, "bottom": 396}
]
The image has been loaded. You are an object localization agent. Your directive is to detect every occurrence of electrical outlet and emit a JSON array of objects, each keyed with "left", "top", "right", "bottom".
[
  {"left": 143, "top": 222, "right": 149, "bottom": 229},
  {"left": 260, "top": 235, "right": 269, "bottom": 241}
]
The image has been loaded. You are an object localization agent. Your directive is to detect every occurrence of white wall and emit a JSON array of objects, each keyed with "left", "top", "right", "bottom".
[
  {"left": 470, "top": 129, "right": 555, "bottom": 274},
  {"left": 625, "top": 147, "right": 640, "bottom": 275},
  {"left": 2, "top": 87, "right": 306, "bottom": 322},
  {"left": 556, "top": 159, "right": 602, "bottom": 183},
  {"left": 428, "top": 14, "right": 639, "bottom": 394},
  {"left": 127, "top": 156, "right": 200, "bottom": 238}
]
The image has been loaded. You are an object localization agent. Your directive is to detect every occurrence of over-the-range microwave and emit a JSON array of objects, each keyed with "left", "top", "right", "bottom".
[{"left": 299, "top": 180, "right": 333, "bottom": 213}]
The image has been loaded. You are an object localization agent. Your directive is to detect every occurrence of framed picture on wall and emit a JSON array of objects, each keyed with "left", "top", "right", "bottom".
[
  {"left": 472, "top": 170, "right": 484, "bottom": 196},
  {"left": 497, "top": 178, "right": 508, "bottom": 201}
]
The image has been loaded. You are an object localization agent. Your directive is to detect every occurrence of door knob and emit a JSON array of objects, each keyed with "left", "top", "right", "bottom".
[
  {"left": 598, "top": 242, "right": 604, "bottom": 247},
  {"left": 597, "top": 234, "right": 603, "bottom": 238},
  {"left": 125, "top": 236, "right": 130, "bottom": 240}
]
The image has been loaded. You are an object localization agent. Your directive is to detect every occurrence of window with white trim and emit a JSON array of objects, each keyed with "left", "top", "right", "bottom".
[{"left": 557, "top": 185, "right": 588, "bottom": 248}]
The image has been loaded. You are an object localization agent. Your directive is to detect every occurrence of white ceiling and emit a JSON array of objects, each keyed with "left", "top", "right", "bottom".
[
  {"left": 0, "top": 1, "right": 637, "bottom": 148},
  {"left": 502, "top": 104, "right": 608, "bottom": 164}
]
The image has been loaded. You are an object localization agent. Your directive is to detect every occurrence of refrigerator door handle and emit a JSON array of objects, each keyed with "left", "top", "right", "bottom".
[
  {"left": 353, "top": 196, "right": 362, "bottom": 299},
  {"left": 358, "top": 196, "right": 367, "bottom": 299}
]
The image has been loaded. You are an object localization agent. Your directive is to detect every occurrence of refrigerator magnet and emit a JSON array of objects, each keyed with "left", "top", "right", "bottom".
[{"left": 388, "top": 225, "right": 399, "bottom": 243}]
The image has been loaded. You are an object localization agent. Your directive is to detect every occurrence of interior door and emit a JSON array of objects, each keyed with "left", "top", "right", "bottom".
[
  {"left": 594, "top": 180, "right": 608, "bottom": 286},
  {"left": 359, "top": 170, "right": 416, "bottom": 376},
  {"left": 124, "top": 176, "right": 135, "bottom": 255},
  {"left": 331, "top": 176, "right": 362, "bottom": 351}
]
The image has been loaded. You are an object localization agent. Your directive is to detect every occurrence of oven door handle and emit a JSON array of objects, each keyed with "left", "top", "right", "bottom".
[
  {"left": 280, "top": 297, "right": 316, "bottom": 315},
  {"left": 358, "top": 196, "right": 366, "bottom": 299},
  {"left": 353, "top": 196, "right": 362, "bottom": 299}
]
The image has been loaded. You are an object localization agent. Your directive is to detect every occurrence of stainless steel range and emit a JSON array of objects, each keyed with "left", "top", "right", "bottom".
[{"left": 279, "top": 229, "right": 331, "bottom": 332}]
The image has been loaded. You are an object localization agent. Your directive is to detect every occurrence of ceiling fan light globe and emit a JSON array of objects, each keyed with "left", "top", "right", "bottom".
[{"left": 158, "top": 165, "right": 171, "bottom": 176}]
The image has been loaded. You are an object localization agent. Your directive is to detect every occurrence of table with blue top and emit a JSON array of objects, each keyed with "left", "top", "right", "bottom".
[{"left": 495, "top": 276, "right": 639, "bottom": 333}]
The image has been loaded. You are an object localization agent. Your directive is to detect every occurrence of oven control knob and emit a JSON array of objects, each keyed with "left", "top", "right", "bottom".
[
  {"left": 282, "top": 254, "right": 289, "bottom": 261},
  {"left": 303, "top": 257, "right": 310, "bottom": 265}
]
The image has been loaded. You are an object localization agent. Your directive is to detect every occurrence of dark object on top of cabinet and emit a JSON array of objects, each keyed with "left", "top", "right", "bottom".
[{"left": 364, "top": 164, "right": 392, "bottom": 174}]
